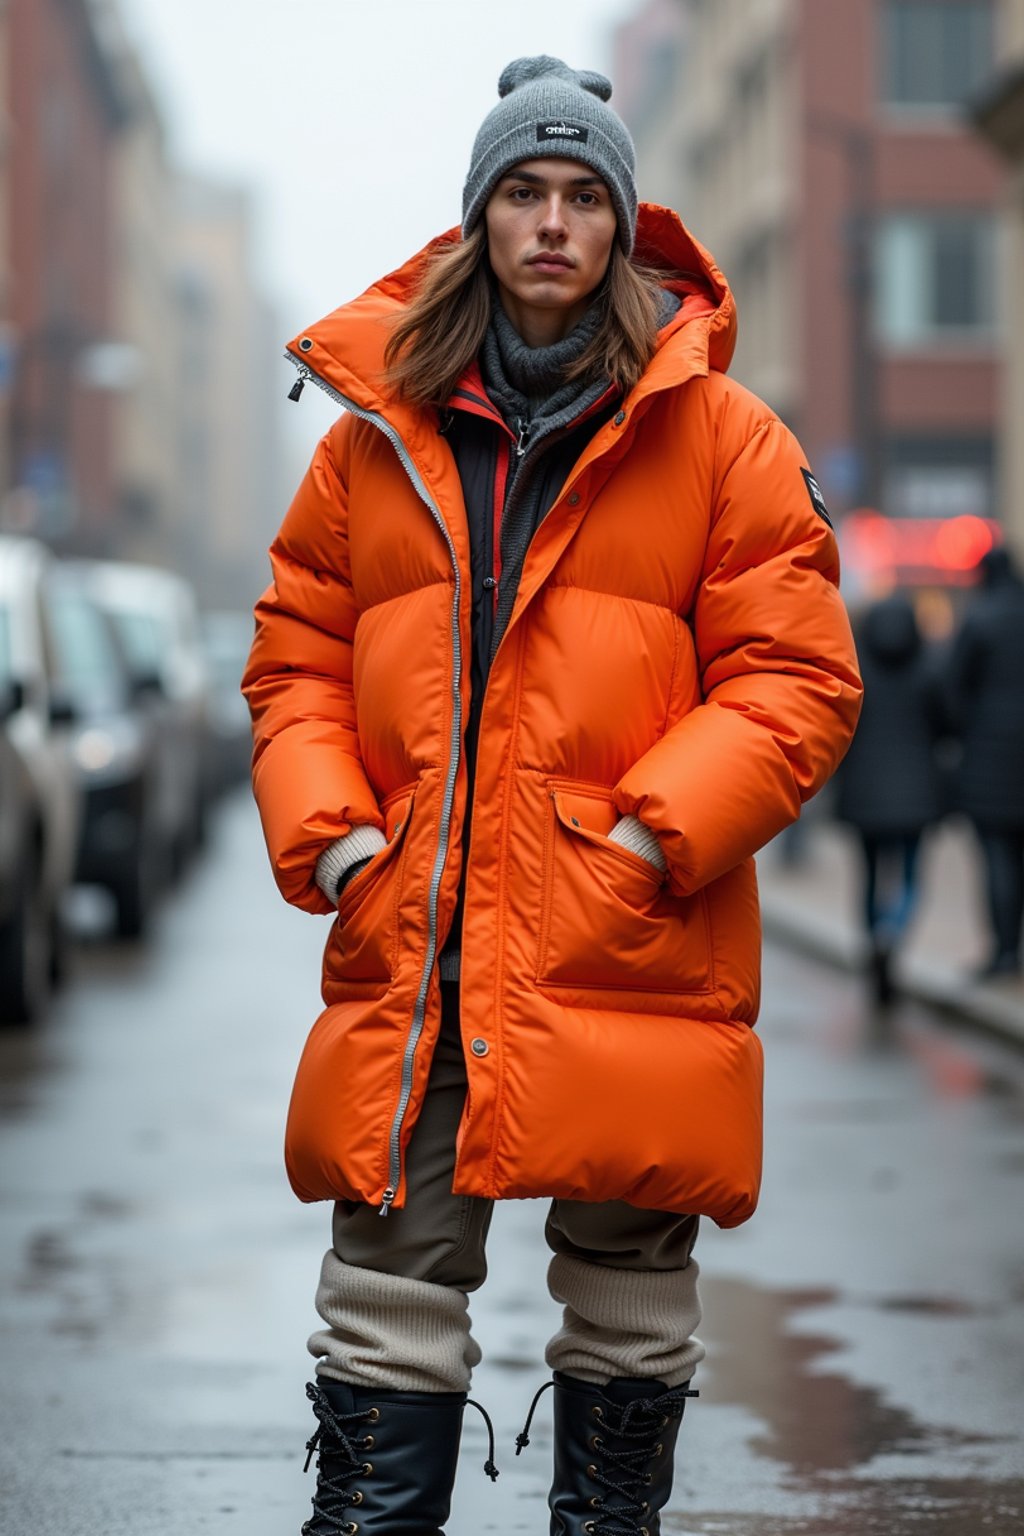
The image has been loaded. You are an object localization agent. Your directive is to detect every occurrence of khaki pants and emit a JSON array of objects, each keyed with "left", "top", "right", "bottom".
[{"left": 309, "top": 983, "right": 705, "bottom": 1392}]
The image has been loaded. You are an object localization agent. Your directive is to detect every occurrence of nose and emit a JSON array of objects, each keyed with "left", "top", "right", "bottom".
[{"left": 537, "top": 194, "right": 569, "bottom": 240}]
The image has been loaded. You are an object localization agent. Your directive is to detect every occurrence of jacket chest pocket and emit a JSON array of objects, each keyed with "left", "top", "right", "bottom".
[
  {"left": 325, "top": 784, "right": 416, "bottom": 986},
  {"left": 536, "top": 783, "right": 712, "bottom": 1000}
]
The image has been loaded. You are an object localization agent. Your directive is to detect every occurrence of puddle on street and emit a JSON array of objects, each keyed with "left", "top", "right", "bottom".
[
  {"left": 683, "top": 1276, "right": 1020, "bottom": 1532},
  {"left": 702, "top": 1277, "right": 995, "bottom": 1476},
  {"left": 664, "top": 1478, "right": 1024, "bottom": 1535},
  {"left": 872, "top": 1293, "right": 985, "bottom": 1318}
]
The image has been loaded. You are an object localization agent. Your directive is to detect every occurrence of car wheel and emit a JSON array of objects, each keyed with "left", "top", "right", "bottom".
[
  {"left": 0, "top": 851, "right": 52, "bottom": 1025},
  {"left": 114, "top": 866, "right": 151, "bottom": 933},
  {"left": 49, "top": 905, "right": 71, "bottom": 988},
  {"left": 111, "top": 838, "right": 158, "bottom": 941}
]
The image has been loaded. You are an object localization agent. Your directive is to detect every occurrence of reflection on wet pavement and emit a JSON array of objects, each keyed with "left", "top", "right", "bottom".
[
  {"left": 664, "top": 1480, "right": 1024, "bottom": 1535},
  {"left": 706, "top": 1278, "right": 958, "bottom": 1474},
  {"left": 662, "top": 1271, "right": 1022, "bottom": 1533}
]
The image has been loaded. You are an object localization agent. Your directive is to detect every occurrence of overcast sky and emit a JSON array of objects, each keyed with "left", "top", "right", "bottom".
[{"left": 117, "top": 1, "right": 635, "bottom": 334}]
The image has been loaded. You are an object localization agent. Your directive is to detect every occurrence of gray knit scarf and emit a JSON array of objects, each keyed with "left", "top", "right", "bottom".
[{"left": 479, "top": 298, "right": 609, "bottom": 437}]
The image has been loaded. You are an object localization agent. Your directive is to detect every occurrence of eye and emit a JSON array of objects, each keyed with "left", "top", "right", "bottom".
[
  {"left": 510, "top": 186, "right": 536, "bottom": 201},
  {"left": 575, "top": 191, "right": 602, "bottom": 207}
]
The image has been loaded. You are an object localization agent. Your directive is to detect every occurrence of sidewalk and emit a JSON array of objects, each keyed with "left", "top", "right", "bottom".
[{"left": 756, "top": 817, "right": 1024, "bottom": 1048}]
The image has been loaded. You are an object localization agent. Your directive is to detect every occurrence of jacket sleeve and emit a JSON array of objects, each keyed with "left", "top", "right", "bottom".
[
  {"left": 613, "top": 416, "right": 863, "bottom": 897},
  {"left": 242, "top": 418, "right": 384, "bottom": 914}
]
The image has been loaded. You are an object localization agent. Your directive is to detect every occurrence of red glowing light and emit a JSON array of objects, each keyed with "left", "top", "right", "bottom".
[
  {"left": 933, "top": 516, "right": 994, "bottom": 571},
  {"left": 841, "top": 513, "right": 1002, "bottom": 586}
]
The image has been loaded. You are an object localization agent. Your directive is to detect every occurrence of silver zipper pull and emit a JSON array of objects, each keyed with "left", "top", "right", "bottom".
[
  {"left": 288, "top": 365, "right": 311, "bottom": 403},
  {"left": 515, "top": 417, "right": 530, "bottom": 457},
  {"left": 378, "top": 1186, "right": 396, "bottom": 1217}
]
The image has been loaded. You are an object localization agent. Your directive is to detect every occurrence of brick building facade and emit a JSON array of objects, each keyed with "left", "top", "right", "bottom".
[
  {"left": 5, "top": 0, "right": 124, "bottom": 546},
  {"left": 618, "top": 0, "right": 1006, "bottom": 534}
]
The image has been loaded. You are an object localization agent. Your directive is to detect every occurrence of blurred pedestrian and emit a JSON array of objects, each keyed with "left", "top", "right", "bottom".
[
  {"left": 243, "top": 55, "right": 861, "bottom": 1536},
  {"left": 948, "top": 546, "right": 1024, "bottom": 979},
  {"left": 834, "top": 594, "right": 946, "bottom": 1004}
]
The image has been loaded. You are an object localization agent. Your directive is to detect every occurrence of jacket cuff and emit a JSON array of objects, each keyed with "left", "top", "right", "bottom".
[
  {"left": 608, "top": 813, "right": 667, "bottom": 873},
  {"left": 315, "top": 825, "right": 389, "bottom": 902}
]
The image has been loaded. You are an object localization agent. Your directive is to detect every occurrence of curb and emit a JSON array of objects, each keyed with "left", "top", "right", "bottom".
[{"left": 761, "top": 890, "right": 1024, "bottom": 1051}]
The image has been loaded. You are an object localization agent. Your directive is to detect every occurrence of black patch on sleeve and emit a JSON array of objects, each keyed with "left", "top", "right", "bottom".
[{"left": 801, "top": 468, "right": 833, "bottom": 529}]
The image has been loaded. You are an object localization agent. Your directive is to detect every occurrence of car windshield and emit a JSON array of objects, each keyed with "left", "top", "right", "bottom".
[
  {"left": 108, "top": 608, "right": 163, "bottom": 677},
  {"left": 48, "top": 589, "right": 125, "bottom": 705},
  {"left": 203, "top": 618, "right": 251, "bottom": 690}
]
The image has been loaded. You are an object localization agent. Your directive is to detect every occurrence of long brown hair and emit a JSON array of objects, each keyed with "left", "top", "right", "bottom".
[{"left": 384, "top": 227, "right": 665, "bottom": 409}]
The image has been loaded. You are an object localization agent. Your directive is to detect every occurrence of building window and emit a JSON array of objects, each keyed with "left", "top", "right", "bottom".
[
  {"left": 631, "top": 41, "right": 680, "bottom": 139},
  {"left": 875, "top": 212, "right": 996, "bottom": 345},
  {"left": 882, "top": 0, "right": 993, "bottom": 109},
  {"left": 882, "top": 436, "right": 995, "bottom": 519}
]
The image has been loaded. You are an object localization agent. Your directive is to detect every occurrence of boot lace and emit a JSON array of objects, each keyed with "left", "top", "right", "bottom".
[
  {"left": 515, "top": 1380, "right": 698, "bottom": 1536},
  {"left": 301, "top": 1381, "right": 378, "bottom": 1535},
  {"left": 466, "top": 1397, "right": 500, "bottom": 1482},
  {"left": 582, "top": 1385, "right": 698, "bottom": 1535}
]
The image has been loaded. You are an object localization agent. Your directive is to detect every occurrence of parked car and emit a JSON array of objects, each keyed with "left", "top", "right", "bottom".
[
  {"left": 43, "top": 566, "right": 166, "bottom": 938},
  {"left": 74, "top": 561, "right": 212, "bottom": 877},
  {"left": 200, "top": 609, "right": 254, "bottom": 795},
  {"left": 0, "top": 537, "right": 80, "bottom": 1023}
]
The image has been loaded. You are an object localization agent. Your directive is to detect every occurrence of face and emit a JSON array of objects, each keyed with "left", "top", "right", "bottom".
[{"left": 484, "top": 158, "right": 618, "bottom": 343}]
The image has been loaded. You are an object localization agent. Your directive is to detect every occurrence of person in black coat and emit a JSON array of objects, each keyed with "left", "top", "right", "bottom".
[
  {"left": 835, "top": 593, "right": 945, "bottom": 1002},
  {"left": 948, "top": 547, "right": 1024, "bottom": 978}
]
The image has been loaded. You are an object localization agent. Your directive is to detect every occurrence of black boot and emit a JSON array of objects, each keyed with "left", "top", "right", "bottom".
[
  {"left": 301, "top": 1378, "right": 497, "bottom": 1535},
  {"left": 517, "top": 1371, "right": 697, "bottom": 1536}
]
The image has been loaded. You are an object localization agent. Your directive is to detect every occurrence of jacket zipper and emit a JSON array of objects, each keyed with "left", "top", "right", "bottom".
[{"left": 286, "top": 352, "right": 463, "bottom": 1217}]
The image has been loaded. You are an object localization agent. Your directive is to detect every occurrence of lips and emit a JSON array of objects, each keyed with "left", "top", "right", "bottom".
[{"left": 527, "top": 253, "right": 574, "bottom": 270}]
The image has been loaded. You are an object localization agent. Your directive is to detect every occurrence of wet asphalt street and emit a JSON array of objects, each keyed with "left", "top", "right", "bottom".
[{"left": 0, "top": 790, "right": 1022, "bottom": 1536}]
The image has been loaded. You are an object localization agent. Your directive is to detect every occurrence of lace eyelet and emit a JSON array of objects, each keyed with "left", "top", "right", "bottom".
[
  {"left": 350, "top": 1491, "right": 363, "bottom": 1506},
  {"left": 659, "top": 1414, "right": 669, "bottom": 1429},
  {"left": 655, "top": 1441, "right": 664, "bottom": 1456},
  {"left": 643, "top": 1471, "right": 653, "bottom": 1485},
  {"left": 587, "top": 1463, "right": 598, "bottom": 1477},
  {"left": 590, "top": 1434, "right": 603, "bottom": 1451},
  {"left": 366, "top": 1407, "right": 381, "bottom": 1422},
  {"left": 362, "top": 1462, "right": 373, "bottom": 1476},
  {"left": 591, "top": 1404, "right": 604, "bottom": 1421},
  {"left": 343, "top": 1525, "right": 359, "bottom": 1535},
  {"left": 362, "top": 1435, "right": 375, "bottom": 1450},
  {"left": 589, "top": 1495, "right": 602, "bottom": 1508},
  {"left": 583, "top": 1524, "right": 596, "bottom": 1535}
]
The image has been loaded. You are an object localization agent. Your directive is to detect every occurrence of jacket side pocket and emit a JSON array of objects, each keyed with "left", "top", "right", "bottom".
[
  {"left": 327, "top": 783, "right": 416, "bottom": 985},
  {"left": 537, "top": 782, "right": 712, "bottom": 999}
]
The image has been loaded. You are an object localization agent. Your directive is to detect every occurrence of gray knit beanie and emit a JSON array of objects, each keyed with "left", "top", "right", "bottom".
[{"left": 462, "top": 56, "right": 637, "bottom": 255}]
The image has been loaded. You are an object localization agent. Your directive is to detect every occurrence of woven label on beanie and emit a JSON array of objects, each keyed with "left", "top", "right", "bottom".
[{"left": 536, "top": 120, "right": 590, "bottom": 143}]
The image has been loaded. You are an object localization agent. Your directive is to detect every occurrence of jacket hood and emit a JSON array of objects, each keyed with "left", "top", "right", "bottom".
[
  {"left": 286, "top": 203, "right": 737, "bottom": 416},
  {"left": 859, "top": 595, "right": 922, "bottom": 667}
]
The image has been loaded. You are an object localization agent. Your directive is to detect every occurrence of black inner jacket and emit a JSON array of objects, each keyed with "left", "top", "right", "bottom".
[{"left": 438, "top": 391, "right": 620, "bottom": 973}]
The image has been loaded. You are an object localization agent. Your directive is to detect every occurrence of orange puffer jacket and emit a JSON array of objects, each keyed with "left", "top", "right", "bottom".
[{"left": 243, "top": 205, "right": 862, "bottom": 1228}]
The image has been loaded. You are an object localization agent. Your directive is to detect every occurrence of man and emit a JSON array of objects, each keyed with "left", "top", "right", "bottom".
[
  {"left": 948, "top": 546, "right": 1024, "bottom": 978},
  {"left": 243, "top": 56, "right": 862, "bottom": 1536}
]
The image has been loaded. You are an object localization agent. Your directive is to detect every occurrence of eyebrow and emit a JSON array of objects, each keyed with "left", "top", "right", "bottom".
[{"left": 499, "top": 169, "right": 606, "bottom": 189}]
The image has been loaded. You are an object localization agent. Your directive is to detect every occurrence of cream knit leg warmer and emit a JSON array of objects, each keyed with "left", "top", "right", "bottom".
[
  {"left": 308, "top": 1250, "right": 482, "bottom": 1393},
  {"left": 545, "top": 1252, "right": 705, "bottom": 1387}
]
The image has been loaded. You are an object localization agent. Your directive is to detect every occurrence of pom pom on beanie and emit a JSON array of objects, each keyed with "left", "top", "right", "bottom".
[{"left": 496, "top": 56, "right": 613, "bottom": 103}]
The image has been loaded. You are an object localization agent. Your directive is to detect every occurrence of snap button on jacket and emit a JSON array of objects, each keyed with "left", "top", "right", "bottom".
[{"left": 243, "top": 205, "right": 863, "bottom": 1227}]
